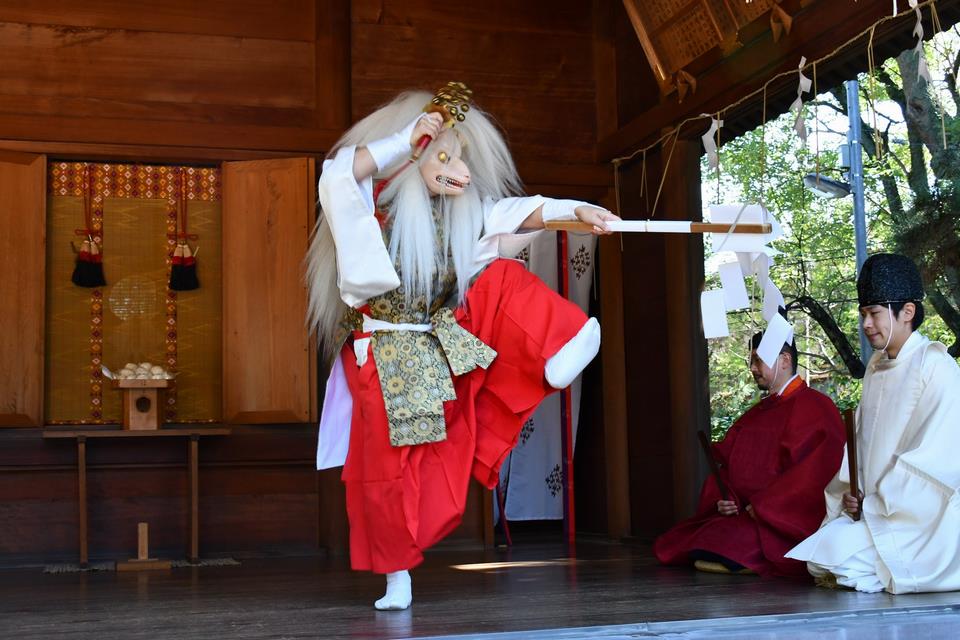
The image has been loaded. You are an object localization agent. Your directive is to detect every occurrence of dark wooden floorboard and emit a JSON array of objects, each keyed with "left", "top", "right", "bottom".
[{"left": 1, "top": 540, "right": 958, "bottom": 639}]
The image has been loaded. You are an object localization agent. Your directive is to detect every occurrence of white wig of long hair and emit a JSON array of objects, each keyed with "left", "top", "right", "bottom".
[{"left": 306, "top": 90, "right": 523, "bottom": 357}]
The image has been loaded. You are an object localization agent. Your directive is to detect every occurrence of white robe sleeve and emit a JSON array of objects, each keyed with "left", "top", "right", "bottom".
[
  {"left": 317, "top": 146, "right": 401, "bottom": 308},
  {"left": 790, "top": 340, "right": 960, "bottom": 593},
  {"left": 472, "top": 196, "right": 588, "bottom": 276},
  {"left": 316, "top": 353, "right": 352, "bottom": 470}
]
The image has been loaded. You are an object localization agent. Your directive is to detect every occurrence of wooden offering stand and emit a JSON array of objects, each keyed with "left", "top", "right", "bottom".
[{"left": 111, "top": 379, "right": 170, "bottom": 430}]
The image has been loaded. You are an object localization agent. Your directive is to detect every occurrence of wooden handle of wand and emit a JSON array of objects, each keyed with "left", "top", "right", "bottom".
[
  {"left": 543, "top": 221, "right": 604, "bottom": 232},
  {"left": 697, "top": 430, "right": 729, "bottom": 501},
  {"left": 843, "top": 408, "right": 861, "bottom": 521},
  {"left": 543, "top": 220, "right": 773, "bottom": 234},
  {"left": 410, "top": 134, "right": 433, "bottom": 161}
]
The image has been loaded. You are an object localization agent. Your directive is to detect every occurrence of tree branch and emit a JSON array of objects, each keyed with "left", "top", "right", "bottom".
[
  {"left": 788, "top": 295, "right": 865, "bottom": 378},
  {"left": 947, "top": 47, "right": 960, "bottom": 108},
  {"left": 928, "top": 289, "right": 960, "bottom": 357},
  {"left": 809, "top": 99, "right": 845, "bottom": 114},
  {"left": 896, "top": 50, "right": 951, "bottom": 183}
]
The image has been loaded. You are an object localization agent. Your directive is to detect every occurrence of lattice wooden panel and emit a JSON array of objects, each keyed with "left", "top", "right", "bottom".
[{"left": 623, "top": 0, "right": 775, "bottom": 93}]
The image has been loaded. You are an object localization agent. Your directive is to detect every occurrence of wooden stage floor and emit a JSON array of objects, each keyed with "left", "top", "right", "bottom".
[{"left": 2, "top": 539, "right": 959, "bottom": 639}]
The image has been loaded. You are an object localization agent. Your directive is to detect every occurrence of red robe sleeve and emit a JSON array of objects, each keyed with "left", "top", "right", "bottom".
[{"left": 748, "top": 391, "right": 845, "bottom": 575}]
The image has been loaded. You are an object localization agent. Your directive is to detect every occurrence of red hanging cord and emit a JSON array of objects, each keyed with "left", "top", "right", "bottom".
[{"left": 179, "top": 168, "right": 187, "bottom": 240}]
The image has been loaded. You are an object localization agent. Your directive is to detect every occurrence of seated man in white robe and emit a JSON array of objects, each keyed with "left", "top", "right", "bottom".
[{"left": 787, "top": 253, "right": 960, "bottom": 594}]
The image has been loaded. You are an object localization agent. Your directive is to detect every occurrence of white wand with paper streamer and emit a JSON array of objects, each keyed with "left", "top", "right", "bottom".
[
  {"left": 543, "top": 203, "right": 782, "bottom": 246},
  {"left": 699, "top": 204, "right": 790, "bottom": 369},
  {"left": 543, "top": 219, "right": 773, "bottom": 235},
  {"left": 558, "top": 202, "right": 790, "bottom": 369}
]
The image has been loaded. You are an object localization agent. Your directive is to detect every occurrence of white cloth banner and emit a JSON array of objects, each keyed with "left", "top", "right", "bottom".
[
  {"left": 700, "top": 114, "right": 723, "bottom": 171},
  {"left": 718, "top": 260, "right": 750, "bottom": 310},
  {"left": 701, "top": 290, "right": 731, "bottom": 339},
  {"left": 791, "top": 57, "right": 812, "bottom": 142},
  {"left": 498, "top": 231, "right": 597, "bottom": 521},
  {"left": 909, "top": 1, "right": 932, "bottom": 84},
  {"left": 761, "top": 277, "right": 786, "bottom": 322},
  {"left": 757, "top": 312, "right": 795, "bottom": 369}
]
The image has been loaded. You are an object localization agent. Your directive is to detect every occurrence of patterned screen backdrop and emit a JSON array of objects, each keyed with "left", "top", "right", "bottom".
[
  {"left": 45, "top": 162, "right": 222, "bottom": 425},
  {"left": 498, "top": 232, "right": 597, "bottom": 521}
]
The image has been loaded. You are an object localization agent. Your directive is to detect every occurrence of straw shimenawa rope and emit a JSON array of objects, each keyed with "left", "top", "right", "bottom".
[{"left": 608, "top": 0, "right": 941, "bottom": 208}]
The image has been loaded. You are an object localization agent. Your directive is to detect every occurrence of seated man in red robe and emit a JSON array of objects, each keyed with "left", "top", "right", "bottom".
[{"left": 654, "top": 331, "right": 845, "bottom": 577}]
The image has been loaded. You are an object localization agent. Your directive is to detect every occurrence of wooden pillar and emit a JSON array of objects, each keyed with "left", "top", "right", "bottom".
[
  {"left": 317, "top": 0, "right": 351, "bottom": 129},
  {"left": 592, "top": 0, "right": 618, "bottom": 141},
  {"left": 137, "top": 522, "right": 150, "bottom": 561},
  {"left": 592, "top": 0, "right": 631, "bottom": 534},
  {"left": 660, "top": 137, "right": 710, "bottom": 520},
  {"left": 188, "top": 435, "right": 199, "bottom": 563},
  {"left": 77, "top": 436, "right": 88, "bottom": 568},
  {"left": 599, "top": 233, "right": 631, "bottom": 538}
]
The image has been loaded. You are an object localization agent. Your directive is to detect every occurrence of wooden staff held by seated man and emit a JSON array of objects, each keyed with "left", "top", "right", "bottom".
[
  {"left": 655, "top": 330, "right": 846, "bottom": 577},
  {"left": 788, "top": 253, "right": 960, "bottom": 594}
]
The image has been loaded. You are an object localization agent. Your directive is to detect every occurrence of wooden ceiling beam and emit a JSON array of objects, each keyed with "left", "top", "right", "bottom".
[{"left": 598, "top": 0, "right": 960, "bottom": 161}]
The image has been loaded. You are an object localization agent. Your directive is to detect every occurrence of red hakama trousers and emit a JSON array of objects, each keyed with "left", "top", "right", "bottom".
[{"left": 341, "top": 259, "right": 588, "bottom": 573}]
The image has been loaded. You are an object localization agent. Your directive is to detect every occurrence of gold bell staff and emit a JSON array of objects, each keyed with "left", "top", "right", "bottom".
[{"left": 544, "top": 220, "right": 772, "bottom": 234}]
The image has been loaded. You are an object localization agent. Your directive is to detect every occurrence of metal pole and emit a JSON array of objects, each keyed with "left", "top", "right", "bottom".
[{"left": 846, "top": 80, "right": 871, "bottom": 365}]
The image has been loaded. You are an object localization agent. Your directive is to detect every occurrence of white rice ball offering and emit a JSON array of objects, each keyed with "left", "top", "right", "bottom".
[{"left": 150, "top": 365, "right": 165, "bottom": 378}]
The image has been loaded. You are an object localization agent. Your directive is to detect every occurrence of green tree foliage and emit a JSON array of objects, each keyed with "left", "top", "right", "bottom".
[{"left": 703, "top": 31, "right": 958, "bottom": 440}]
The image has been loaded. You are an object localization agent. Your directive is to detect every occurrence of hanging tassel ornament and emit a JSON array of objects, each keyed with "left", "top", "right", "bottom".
[
  {"left": 170, "top": 241, "right": 185, "bottom": 290},
  {"left": 169, "top": 169, "right": 199, "bottom": 291},
  {"left": 71, "top": 165, "right": 106, "bottom": 288},
  {"left": 70, "top": 236, "right": 93, "bottom": 286},
  {"left": 178, "top": 243, "right": 199, "bottom": 291}
]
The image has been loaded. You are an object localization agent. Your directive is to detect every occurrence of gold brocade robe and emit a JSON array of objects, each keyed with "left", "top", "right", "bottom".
[{"left": 335, "top": 214, "right": 496, "bottom": 447}]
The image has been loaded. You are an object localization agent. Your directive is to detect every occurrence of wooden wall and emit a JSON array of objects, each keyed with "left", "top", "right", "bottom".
[
  {"left": 0, "top": 0, "right": 616, "bottom": 564},
  {"left": 0, "top": 429, "right": 320, "bottom": 562},
  {"left": 350, "top": 0, "right": 607, "bottom": 197},
  {"left": 0, "top": 152, "right": 46, "bottom": 427},
  {"left": 0, "top": 0, "right": 349, "bottom": 161},
  {"left": 0, "top": 0, "right": 611, "bottom": 193}
]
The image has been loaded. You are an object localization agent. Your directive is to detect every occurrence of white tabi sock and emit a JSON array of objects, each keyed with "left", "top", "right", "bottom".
[
  {"left": 374, "top": 570, "right": 412, "bottom": 610},
  {"left": 545, "top": 317, "right": 601, "bottom": 389}
]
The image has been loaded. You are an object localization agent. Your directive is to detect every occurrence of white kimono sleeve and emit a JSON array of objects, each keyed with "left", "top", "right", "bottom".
[
  {"left": 317, "top": 145, "right": 401, "bottom": 308},
  {"left": 316, "top": 353, "right": 352, "bottom": 470},
  {"left": 472, "top": 196, "right": 587, "bottom": 276}
]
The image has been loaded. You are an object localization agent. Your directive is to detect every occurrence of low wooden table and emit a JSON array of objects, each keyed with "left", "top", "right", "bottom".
[{"left": 43, "top": 427, "right": 231, "bottom": 568}]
